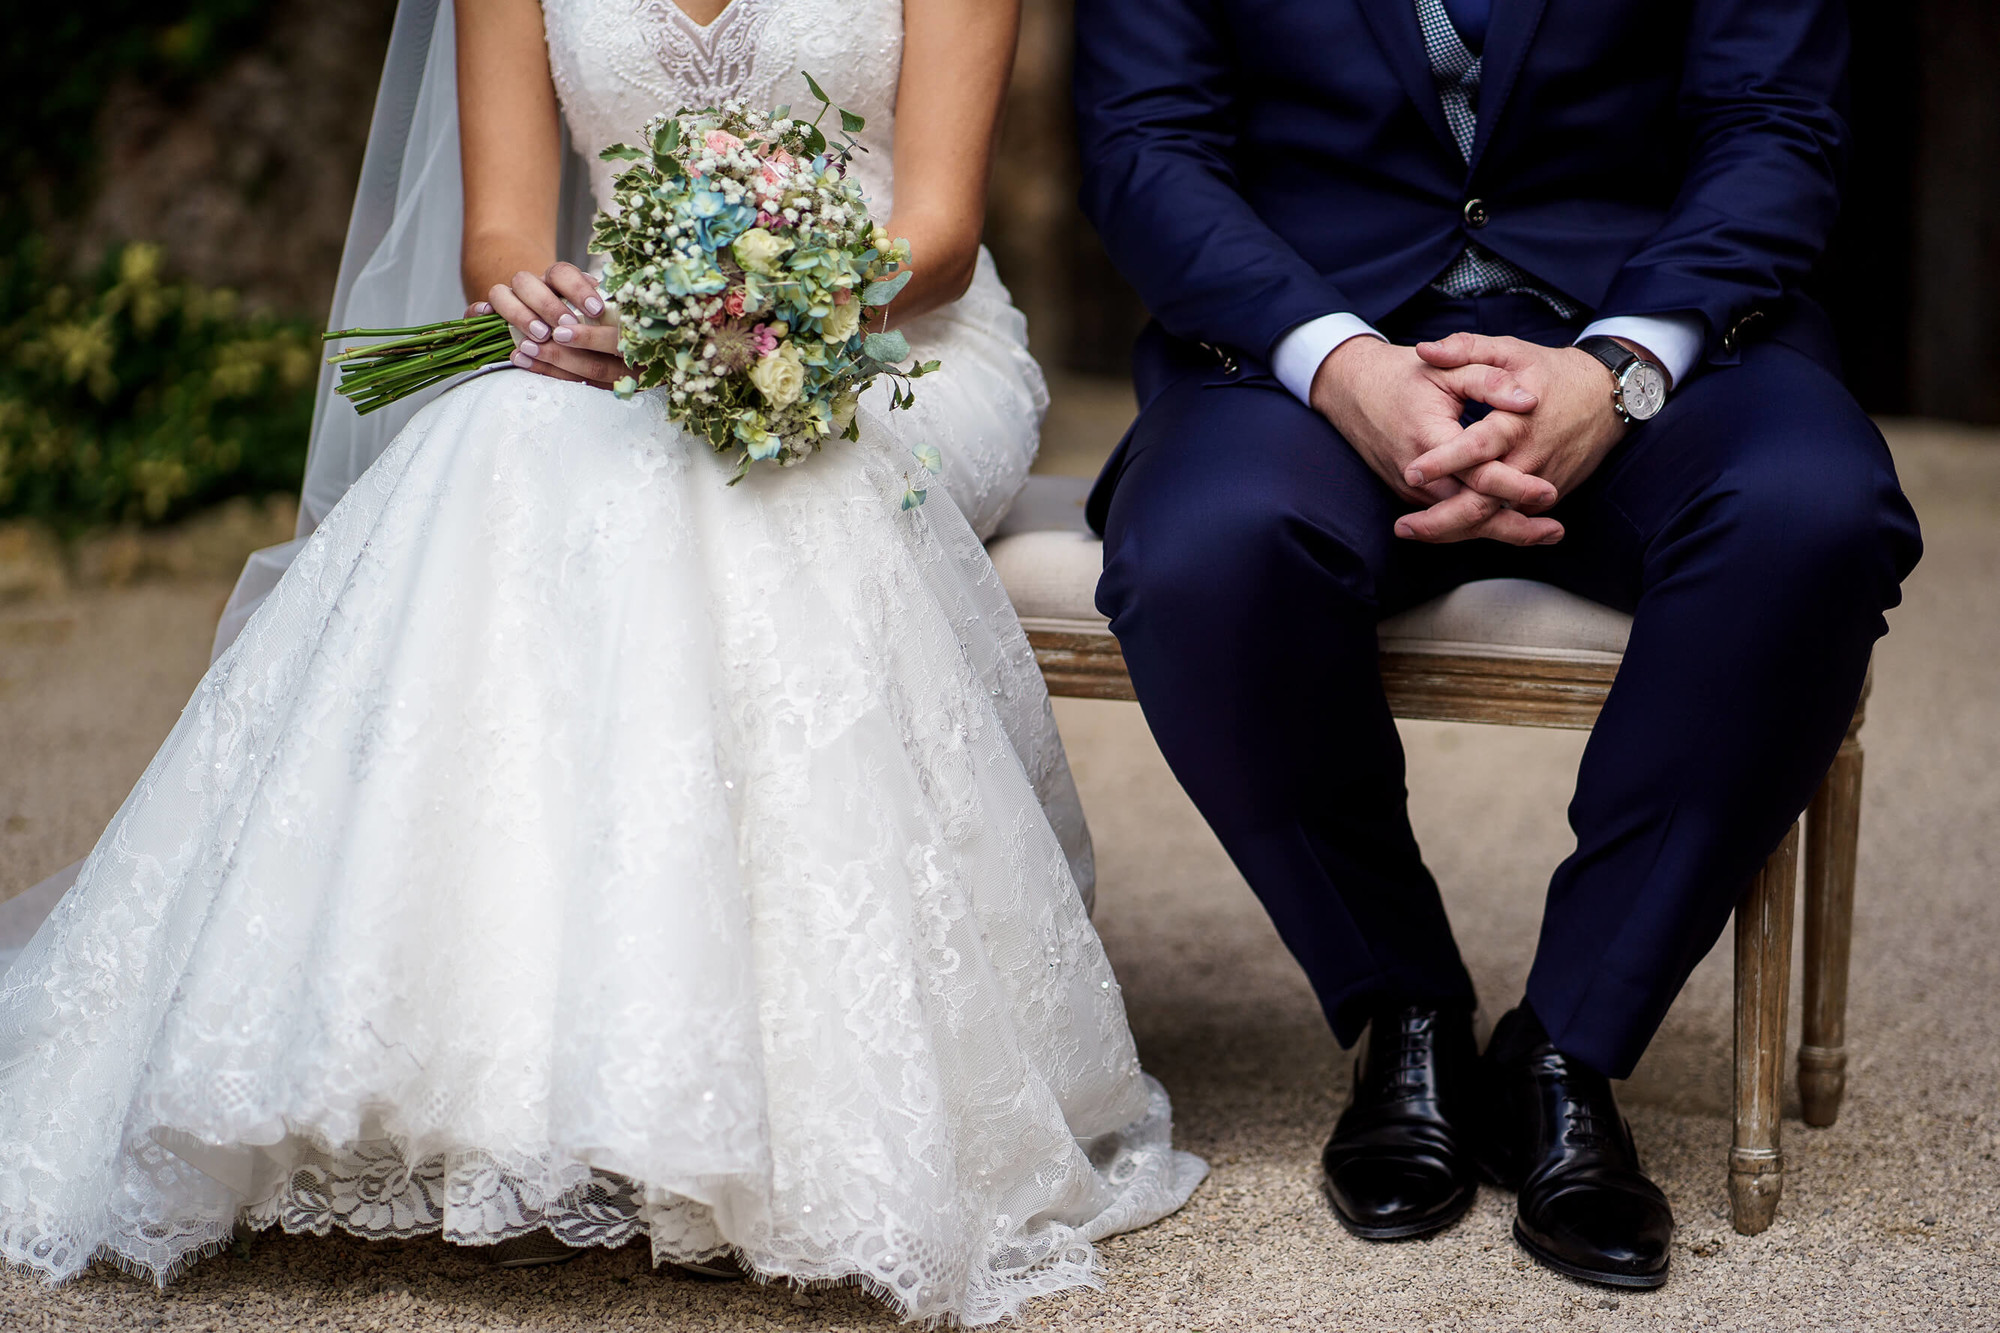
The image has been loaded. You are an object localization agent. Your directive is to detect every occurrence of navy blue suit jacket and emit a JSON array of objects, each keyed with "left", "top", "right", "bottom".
[{"left": 1073, "top": 0, "right": 1852, "bottom": 380}]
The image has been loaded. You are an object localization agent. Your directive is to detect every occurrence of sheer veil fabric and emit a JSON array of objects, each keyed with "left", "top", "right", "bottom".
[
  {"left": 0, "top": 0, "right": 1204, "bottom": 1323},
  {"left": 214, "top": 0, "right": 600, "bottom": 656}
]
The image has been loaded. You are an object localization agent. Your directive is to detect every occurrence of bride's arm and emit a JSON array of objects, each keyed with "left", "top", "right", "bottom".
[
  {"left": 882, "top": 0, "right": 1022, "bottom": 326},
  {"left": 458, "top": 0, "right": 627, "bottom": 386}
]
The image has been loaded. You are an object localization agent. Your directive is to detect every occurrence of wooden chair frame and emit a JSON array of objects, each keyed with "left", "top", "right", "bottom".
[{"left": 1021, "top": 616, "right": 1864, "bottom": 1236}]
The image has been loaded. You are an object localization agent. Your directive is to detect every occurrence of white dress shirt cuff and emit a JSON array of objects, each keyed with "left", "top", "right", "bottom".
[
  {"left": 1271, "top": 313, "right": 1387, "bottom": 406},
  {"left": 1576, "top": 313, "right": 1705, "bottom": 391}
]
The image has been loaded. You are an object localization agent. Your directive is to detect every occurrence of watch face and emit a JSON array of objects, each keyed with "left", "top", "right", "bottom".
[{"left": 1621, "top": 362, "right": 1668, "bottom": 420}]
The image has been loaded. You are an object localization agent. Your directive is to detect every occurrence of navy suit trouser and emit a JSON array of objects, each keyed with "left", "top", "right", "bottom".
[{"left": 1095, "top": 294, "right": 1923, "bottom": 1078}]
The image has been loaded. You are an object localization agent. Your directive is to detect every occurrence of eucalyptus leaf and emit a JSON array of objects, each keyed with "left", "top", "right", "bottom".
[
  {"left": 803, "top": 72, "right": 831, "bottom": 105},
  {"left": 863, "top": 330, "right": 911, "bottom": 363},
  {"left": 803, "top": 124, "right": 827, "bottom": 157},
  {"left": 773, "top": 104, "right": 791, "bottom": 121},
  {"left": 862, "top": 270, "right": 912, "bottom": 306},
  {"left": 840, "top": 109, "right": 866, "bottom": 133}
]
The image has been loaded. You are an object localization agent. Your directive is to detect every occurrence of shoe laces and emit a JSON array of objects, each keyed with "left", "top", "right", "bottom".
[
  {"left": 1558, "top": 1094, "right": 1618, "bottom": 1151},
  {"left": 1535, "top": 1050, "right": 1618, "bottom": 1152},
  {"left": 1365, "top": 1013, "right": 1437, "bottom": 1096}
]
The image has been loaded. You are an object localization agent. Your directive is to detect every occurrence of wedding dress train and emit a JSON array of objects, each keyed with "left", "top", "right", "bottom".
[{"left": 0, "top": 0, "right": 1203, "bottom": 1322}]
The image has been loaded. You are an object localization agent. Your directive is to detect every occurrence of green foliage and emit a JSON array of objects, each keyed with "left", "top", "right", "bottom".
[{"left": 0, "top": 239, "right": 318, "bottom": 529}]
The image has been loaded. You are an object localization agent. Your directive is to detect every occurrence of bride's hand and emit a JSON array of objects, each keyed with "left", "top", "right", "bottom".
[{"left": 467, "top": 262, "right": 631, "bottom": 389}]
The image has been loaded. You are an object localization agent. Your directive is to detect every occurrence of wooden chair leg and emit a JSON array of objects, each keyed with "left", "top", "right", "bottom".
[
  {"left": 1799, "top": 738, "right": 1863, "bottom": 1128},
  {"left": 1730, "top": 821, "right": 1799, "bottom": 1236}
]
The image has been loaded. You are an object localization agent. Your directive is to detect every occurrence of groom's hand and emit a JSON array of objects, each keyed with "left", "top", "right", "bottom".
[
  {"left": 1308, "top": 337, "right": 1564, "bottom": 546},
  {"left": 1391, "top": 334, "right": 1636, "bottom": 543}
]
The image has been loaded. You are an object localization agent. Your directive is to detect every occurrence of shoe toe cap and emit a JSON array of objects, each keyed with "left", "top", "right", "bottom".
[
  {"left": 1527, "top": 1183, "right": 1673, "bottom": 1277},
  {"left": 1326, "top": 1157, "right": 1469, "bottom": 1233}
]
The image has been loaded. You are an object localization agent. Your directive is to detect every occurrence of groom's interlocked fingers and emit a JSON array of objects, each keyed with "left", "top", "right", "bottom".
[
  {"left": 1392, "top": 333, "right": 1635, "bottom": 543},
  {"left": 1307, "top": 335, "right": 1563, "bottom": 547}
]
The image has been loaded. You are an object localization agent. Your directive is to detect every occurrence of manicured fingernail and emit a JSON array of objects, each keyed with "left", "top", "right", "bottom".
[
  {"left": 558, "top": 312, "right": 578, "bottom": 326},
  {"left": 529, "top": 320, "right": 550, "bottom": 341},
  {"left": 473, "top": 301, "right": 493, "bottom": 314},
  {"left": 517, "top": 341, "right": 539, "bottom": 359},
  {"left": 511, "top": 350, "right": 534, "bottom": 369},
  {"left": 552, "top": 326, "right": 575, "bottom": 343},
  {"left": 584, "top": 296, "right": 604, "bottom": 316}
]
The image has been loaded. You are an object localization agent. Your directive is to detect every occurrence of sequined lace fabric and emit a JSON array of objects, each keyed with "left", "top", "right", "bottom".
[{"left": 0, "top": 1, "right": 1205, "bottom": 1323}]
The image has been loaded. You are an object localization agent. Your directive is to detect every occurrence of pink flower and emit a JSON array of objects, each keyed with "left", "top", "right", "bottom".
[
  {"left": 724, "top": 288, "right": 748, "bottom": 317},
  {"left": 705, "top": 129, "right": 744, "bottom": 154},
  {"left": 756, "top": 210, "right": 782, "bottom": 230},
  {"left": 832, "top": 288, "right": 853, "bottom": 306},
  {"left": 752, "top": 324, "right": 779, "bottom": 357}
]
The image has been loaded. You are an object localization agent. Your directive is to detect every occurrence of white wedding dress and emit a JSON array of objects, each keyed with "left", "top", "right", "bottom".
[{"left": 0, "top": 0, "right": 1203, "bottom": 1322}]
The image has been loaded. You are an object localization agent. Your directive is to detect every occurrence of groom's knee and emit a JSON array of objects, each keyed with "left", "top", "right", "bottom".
[
  {"left": 1099, "top": 463, "right": 1388, "bottom": 648},
  {"left": 1660, "top": 354, "right": 1921, "bottom": 607}
]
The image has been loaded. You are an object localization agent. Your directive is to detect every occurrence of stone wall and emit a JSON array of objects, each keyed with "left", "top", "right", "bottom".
[{"left": 75, "top": 2, "right": 397, "bottom": 318}]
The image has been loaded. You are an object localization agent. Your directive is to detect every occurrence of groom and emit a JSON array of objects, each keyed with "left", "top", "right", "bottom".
[{"left": 1074, "top": 0, "right": 1922, "bottom": 1288}]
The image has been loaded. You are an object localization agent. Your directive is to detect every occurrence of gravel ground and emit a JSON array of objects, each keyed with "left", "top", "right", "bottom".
[{"left": 2, "top": 415, "right": 1996, "bottom": 1331}]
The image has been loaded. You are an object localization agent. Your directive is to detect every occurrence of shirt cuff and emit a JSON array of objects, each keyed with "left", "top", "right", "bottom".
[
  {"left": 1271, "top": 312, "right": 1387, "bottom": 406},
  {"left": 1577, "top": 313, "right": 1704, "bottom": 391}
]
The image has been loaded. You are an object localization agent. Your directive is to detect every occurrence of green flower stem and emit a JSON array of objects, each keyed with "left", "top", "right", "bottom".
[{"left": 322, "top": 314, "right": 517, "bottom": 415}]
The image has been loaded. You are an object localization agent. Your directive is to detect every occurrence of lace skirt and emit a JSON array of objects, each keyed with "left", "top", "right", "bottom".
[{"left": 0, "top": 260, "right": 1204, "bottom": 1325}]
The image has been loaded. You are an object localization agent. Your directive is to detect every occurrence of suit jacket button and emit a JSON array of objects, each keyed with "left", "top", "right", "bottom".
[{"left": 1462, "top": 198, "right": 1491, "bottom": 229}]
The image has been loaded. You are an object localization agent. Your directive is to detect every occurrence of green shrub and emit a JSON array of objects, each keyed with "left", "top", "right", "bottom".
[{"left": 0, "top": 240, "right": 317, "bottom": 529}]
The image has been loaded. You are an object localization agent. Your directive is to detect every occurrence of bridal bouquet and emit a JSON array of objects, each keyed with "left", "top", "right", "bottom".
[{"left": 325, "top": 76, "right": 942, "bottom": 506}]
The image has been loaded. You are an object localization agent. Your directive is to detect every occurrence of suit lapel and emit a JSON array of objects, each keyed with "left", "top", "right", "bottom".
[
  {"left": 1352, "top": 0, "right": 1460, "bottom": 159},
  {"left": 1471, "top": 0, "right": 1550, "bottom": 165}
]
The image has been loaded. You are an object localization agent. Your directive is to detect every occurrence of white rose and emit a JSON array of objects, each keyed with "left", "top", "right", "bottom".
[
  {"left": 821, "top": 298, "right": 862, "bottom": 343},
  {"left": 732, "top": 227, "right": 793, "bottom": 276},
  {"left": 749, "top": 342, "right": 807, "bottom": 408},
  {"left": 831, "top": 387, "right": 860, "bottom": 434}
]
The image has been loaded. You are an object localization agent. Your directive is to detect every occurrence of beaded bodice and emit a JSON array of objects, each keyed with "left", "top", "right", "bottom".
[{"left": 543, "top": 0, "right": 905, "bottom": 217}]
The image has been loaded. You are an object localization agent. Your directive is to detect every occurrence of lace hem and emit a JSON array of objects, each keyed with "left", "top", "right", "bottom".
[{"left": 2, "top": 1105, "right": 1204, "bottom": 1328}]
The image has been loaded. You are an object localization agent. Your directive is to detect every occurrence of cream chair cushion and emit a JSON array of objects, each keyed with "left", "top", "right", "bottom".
[{"left": 987, "top": 475, "right": 1633, "bottom": 662}]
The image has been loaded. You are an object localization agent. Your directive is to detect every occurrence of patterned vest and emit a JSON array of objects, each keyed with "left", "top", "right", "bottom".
[{"left": 1412, "top": 0, "right": 1580, "bottom": 318}]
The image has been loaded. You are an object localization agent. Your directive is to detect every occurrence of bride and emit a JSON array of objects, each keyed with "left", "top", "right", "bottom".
[{"left": 0, "top": 0, "right": 1204, "bottom": 1322}]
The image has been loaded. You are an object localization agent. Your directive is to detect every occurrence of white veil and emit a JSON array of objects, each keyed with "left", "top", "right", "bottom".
[
  {"left": 4, "top": 0, "right": 601, "bottom": 963},
  {"left": 209, "top": 0, "right": 596, "bottom": 659}
]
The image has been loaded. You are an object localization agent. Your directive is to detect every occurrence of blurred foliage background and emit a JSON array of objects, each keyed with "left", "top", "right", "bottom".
[
  {"left": 2, "top": 0, "right": 1996, "bottom": 539},
  {"left": 4, "top": 2, "right": 390, "bottom": 533},
  {"left": 0, "top": 242, "right": 315, "bottom": 530}
]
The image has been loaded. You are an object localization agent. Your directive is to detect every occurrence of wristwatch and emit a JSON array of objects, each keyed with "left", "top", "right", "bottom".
[{"left": 1575, "top": 335, "right": 1668, "bottom": 424}]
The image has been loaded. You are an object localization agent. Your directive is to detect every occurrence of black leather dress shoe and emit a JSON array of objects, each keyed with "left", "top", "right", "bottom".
[
  {"left": 1320, "top": 1002, "right": 1480, "bottom": 1240},
  {"left": 1480, "top": 1005, "right": 1674, "bottom": 1289}
]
